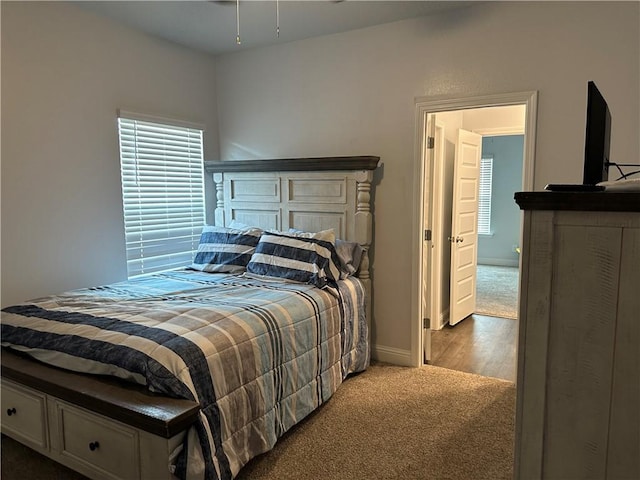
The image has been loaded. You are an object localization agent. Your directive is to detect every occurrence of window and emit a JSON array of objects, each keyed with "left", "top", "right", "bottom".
[
  {"left": 477, "top": 156, "right": 493, "bottom": 235},
  {"left": 118, "top": 112, "right": 205, "bottom": 278}
]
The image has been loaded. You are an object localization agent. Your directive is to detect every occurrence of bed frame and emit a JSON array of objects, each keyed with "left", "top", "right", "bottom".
[{"left": 1, "top": 156, "right": 379, "bottom": 480}]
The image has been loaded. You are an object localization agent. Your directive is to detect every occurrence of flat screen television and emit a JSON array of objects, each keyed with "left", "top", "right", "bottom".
[
  {"left": 582, "top": 80, "right": 611, "bottom": 185},
  {"left": 545, "top": 81, "right": 611, "bottom": 191}
]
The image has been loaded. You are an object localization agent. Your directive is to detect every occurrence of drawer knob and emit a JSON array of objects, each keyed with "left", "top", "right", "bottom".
[
  {"left": 89, "top": 441, "right": 100, "bottom": 451},
  {"left": 6, "top": 407, "right": 16, "bottom": 416}
]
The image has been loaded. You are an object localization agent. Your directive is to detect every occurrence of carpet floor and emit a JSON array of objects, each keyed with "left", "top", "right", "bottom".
[
  {"left": 2, "top": 363, "right": 516, "bottom": 480},
  {"left": 475, "top": 265, "right": 519, "bottom": 319}
]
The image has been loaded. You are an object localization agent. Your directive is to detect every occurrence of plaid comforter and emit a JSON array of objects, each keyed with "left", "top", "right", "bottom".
[{"left": 1, "top": 270, "right": 369, "bottom": 480}]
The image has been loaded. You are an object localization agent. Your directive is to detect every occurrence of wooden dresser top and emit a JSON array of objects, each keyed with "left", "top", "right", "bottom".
[{"left": 515, "top": 191, "right": 640, "bottom": 212}]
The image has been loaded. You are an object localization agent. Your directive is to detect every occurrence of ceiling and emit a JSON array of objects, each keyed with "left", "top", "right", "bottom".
[{"left": 77, "top": 1, "right": 476, "bottom": 56}]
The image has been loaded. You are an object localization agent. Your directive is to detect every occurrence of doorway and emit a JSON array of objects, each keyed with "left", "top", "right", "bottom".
[{"left": 410, "top": 91, "right": 538, "bottom": 368}]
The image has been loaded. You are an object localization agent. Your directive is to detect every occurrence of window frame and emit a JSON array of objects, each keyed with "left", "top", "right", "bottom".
[
  {"left": 117, "top": 110, "right": 206, "bottom": 278},
  {"left": 477, "top": 155, "right": 493, "bottom": 236}
]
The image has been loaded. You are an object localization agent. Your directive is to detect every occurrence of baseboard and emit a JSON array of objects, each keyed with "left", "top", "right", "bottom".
[
  {"left": 478, "top": 258, "right": 519, "bottom": 268},
  {"left": 371, "top": 344, "right": 413, "bottom": 366}
]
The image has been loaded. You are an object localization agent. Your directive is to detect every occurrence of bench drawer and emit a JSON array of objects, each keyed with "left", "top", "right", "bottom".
[
  {"left": 1, "top": 380, "right": 48, "bottom": 449},
  {"left": 54, "top": 400, "right": 140, "bottom": 480}
]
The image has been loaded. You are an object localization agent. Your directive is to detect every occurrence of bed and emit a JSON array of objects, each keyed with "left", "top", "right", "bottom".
[{"left": 1, "top": 156, "right": 379, "bottom": 480}]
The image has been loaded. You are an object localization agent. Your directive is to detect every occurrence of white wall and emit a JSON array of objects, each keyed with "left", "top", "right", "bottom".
[
  {"left": 1, "top": 2, "right": 219, "bottom": 306},
  {"left": 214, "top": 2, "right": 640, "bottom": 359}
]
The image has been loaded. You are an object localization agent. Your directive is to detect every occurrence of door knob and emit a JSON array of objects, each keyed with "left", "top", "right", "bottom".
[{"left": 448, "top": 236, "right": 464, "bottom": 243}]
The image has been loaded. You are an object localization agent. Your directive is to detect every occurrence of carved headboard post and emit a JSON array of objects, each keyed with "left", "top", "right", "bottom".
[
  {"left": 355, "top": 169, "right": 374, "bottom": 327},
  {"left": 213, "top": 173, "right": 225, "bottom": 226}
]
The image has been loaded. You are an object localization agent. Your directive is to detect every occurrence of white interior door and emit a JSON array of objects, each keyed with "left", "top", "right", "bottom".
[
  {"left": 449, "top": 128, "right": 482, "bottom": 326},
  {"left": 422, "top": 114, "right": 436, "bottom": 362}
]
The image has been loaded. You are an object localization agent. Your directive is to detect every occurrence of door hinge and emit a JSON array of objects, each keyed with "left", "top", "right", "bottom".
[
  {"left": 423, "top": 318, "right": 431, "bottom": 329},
  {"left": 427, "top": 136, "right": 435, "bottom": 149},
  {"left": 424, "top": 229, "right": 432, "bottom": 241}
]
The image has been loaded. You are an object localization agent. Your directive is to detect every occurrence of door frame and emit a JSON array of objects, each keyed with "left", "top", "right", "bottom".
[{"left": 411, "top": 91, "right": 538, "bottom": 367}]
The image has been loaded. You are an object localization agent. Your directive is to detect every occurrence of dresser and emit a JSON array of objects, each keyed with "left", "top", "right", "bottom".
[{"left": 513, "top": 191, "right": 640, "bottom": 480}]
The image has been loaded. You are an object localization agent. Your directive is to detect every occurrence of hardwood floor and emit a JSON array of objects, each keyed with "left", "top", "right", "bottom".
[{"left": 429, "top": 314, "right": 518, "bottom": 382}]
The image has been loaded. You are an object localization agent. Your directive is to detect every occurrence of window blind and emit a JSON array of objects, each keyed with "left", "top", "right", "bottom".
[
  {"left": 478, "top": 156, "right": 493, "bottom": 235},
  {"left": 118, "top": 116, "right": 205, "bottom": 278}
]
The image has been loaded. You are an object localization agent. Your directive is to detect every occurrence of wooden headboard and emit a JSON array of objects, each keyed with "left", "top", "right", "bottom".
[{"left": 204, "top": 156, "right": 380, "bottom": 325}]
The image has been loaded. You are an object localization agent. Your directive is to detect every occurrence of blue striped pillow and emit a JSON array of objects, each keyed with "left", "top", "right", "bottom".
[
  {"left": 246, "top": 229, "right": 341, "bottom": 288},
  {"left": 190, "top": 225, "right": 262, "bottom": 273}
]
